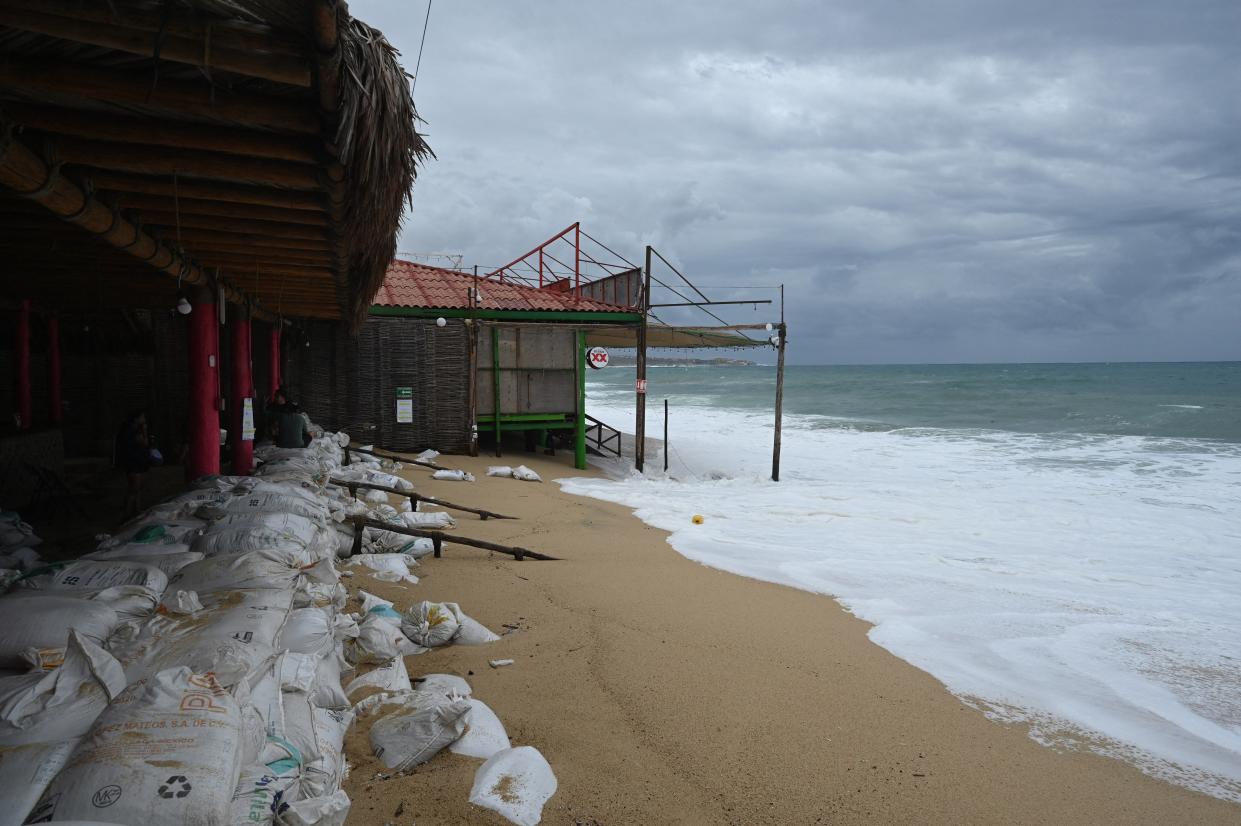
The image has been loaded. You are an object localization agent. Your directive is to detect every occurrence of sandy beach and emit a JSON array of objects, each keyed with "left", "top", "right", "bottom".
[{"left": 341, "top": 451, "right": 1239, "bottom": 825}]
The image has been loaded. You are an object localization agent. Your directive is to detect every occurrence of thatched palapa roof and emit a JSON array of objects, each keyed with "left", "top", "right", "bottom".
[{"left": 0, "top": 0, "right": 430, "bottom": 328}]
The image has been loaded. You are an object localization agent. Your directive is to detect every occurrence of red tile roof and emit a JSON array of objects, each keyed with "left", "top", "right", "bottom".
[{"left": 372, "top": 260, "right": 633, "bottom": 313}]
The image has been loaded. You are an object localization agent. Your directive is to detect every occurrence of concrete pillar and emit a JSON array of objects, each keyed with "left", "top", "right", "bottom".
[
  {"left": 186, "top": 286, "right": 220, "bottom": 478},
  {"left": 230, "top": 308, "right": 254, "bottom": 474},
  {"left": 15, "top": 299, "right": 31, "bottom": 429}
]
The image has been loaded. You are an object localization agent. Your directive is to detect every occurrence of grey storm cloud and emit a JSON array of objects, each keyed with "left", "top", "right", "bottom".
[{"left": 354, "top": 0, "right": 1240, "bottom": 364}]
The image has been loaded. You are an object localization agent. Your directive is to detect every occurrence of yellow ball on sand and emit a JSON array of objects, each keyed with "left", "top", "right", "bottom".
[{"left": 692, "top": 514, "right": 704, "bottom": 525}]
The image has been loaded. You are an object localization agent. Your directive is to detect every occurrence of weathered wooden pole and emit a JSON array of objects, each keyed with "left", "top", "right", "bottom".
[
  {"left": 268, "top": 324, "right": 282, "bottom": 400},
  {"left": 47, "top": 316, "right": 61, "bottom": 425},
  {"left": 15, "top": 299, "right": 31, "bottom": 429},
  {"left": 575, "top": 329, "right": 587, "bottom": 470},
  {"left": 491, "top": 326, "right": 502, "bottom": 457},
  {"left": 772, "top": 323, "right": 787, "bottom": 482},
  {"left": 230, "top": 306, "right": 254, "bottom": 474},
  {"left": 664, "top": 398, "right": 669, "bottom": 472},
  {"left": 635, "top": 246, "right": 651, "bottom": 472},
  {"left": 187, "top": 285, "right": 220, "bottom": 479}
]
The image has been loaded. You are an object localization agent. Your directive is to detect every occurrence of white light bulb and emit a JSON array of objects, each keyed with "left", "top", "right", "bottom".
[
  {"left": 176, "top": 297, "right": 192, "bottom": 315},
  {"left": 436, "top": 317, "right": 447, "bottom": 327}
]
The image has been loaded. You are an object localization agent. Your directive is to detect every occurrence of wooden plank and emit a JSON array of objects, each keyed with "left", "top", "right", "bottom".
[
  {"left": 0, "top": 56, "right": 318, "bottom": 133},
  {"left": 90, "top": 171, "right": 326, "bottom": 211},
  {"left": 109, "top": 194, "right": 328, "bottom": 227},
  {"left": 54, "top": 138, "right": 321, "bottom": 189},
  {"left": 329, "top": 478, "right": 518, "bottom": 521},
  {"left": 0, "top": 7, "right": 311, "bottom": 86},
  {"left": 349, "top": 516, "right": 557, "bottom": 561},
  {"left": 7, "top": 104, "right": 318, "bottom": 163},
  {"left": 137, "top": 212, "right": 328, "bottom": 242},
  {"left": 0, "top": 0, "right": 306, "bottom": 57}
]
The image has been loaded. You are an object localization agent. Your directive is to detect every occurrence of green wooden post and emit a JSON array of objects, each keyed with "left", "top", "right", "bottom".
[
  {"left": 574, "top": 329, "right": 587, "bottom": 469},
  {"left": 491, "top": 326, "right": 502, "bottom": 457}
]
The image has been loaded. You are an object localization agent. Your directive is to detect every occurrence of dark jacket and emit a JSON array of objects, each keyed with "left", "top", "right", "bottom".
[{"left": 274, "top": 404, "right": 309, "bottom": 449}]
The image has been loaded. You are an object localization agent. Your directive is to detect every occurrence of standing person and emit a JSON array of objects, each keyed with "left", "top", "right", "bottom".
[
  {"left": 114, "top": 409, "right": 150, "bottom": 518},
  {"left": 271, "top": 388, "right": 310, "bottom": 449}
]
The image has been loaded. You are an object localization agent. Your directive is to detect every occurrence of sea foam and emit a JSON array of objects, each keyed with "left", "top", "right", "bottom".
[{"left": 560, "top": 384, "right": 1241, "bottom": 801}]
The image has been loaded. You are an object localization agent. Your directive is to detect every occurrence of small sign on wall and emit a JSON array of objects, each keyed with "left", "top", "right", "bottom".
[
  {"left": 241, "top": 398, "right": 255, "bottom": 441},
  {"left": 586, "top": 346, "right": 610, "bottom": 369},
  {"left": 395, "top": 386, "right": 413, "bottom": 423}
]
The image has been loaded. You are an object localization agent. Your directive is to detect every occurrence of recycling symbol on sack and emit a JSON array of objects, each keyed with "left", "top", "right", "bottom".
[{"left": 157, "top": 775, "right": 192, "bottom": 799}]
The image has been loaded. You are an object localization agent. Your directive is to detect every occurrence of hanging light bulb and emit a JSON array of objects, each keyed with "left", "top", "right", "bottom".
[
  {"left": 436, "top": 317, "right": 447, "bottom": 327},
  {"left": 176, "top": 295, "right": 192, "bottom": 315}
]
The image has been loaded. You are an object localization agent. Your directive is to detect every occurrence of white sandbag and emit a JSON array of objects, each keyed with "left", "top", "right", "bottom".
[
  {"left": 431, "top": 469, "right": 474, "bottom": 482},
  {"left": 160, "top": 589, "right": 204, "bottom": 615},
  {"left": 0, "top": 632, "right": 125, "bottom": 747},
  {"left": 369, "top": 692, "right": 470, "bottom": 771},
  {"left": 412, "top": 673, "right": 472, "bottom": 697},
  {"left": 415, "top": 449, "right": 439, "bottom": 462},
  {"left": 312, "top": 652, "right": 349, "bottom": 710},
  {"left": 88, "top": 549, "right": 203, "bottom": 578},
  {"left": 28, "top": 667, "right": 245, "bottom": 826},
  {"left": 281, "top": 689, "right": 323, "bottom": 766},
  {"left": 450, "top": 698, "right": 512, "bottom": 760},
  {"left": 347, "top": 554, "right": 418, "bottom": 584},
  {"left": 197, "top": 488, "right": 327, "bottom": 520},
  {"left": 299, "top": 707, "right": 352, "bottom": 799},
  {"left": 512, "top": 465, "right": 542, "bottom": 483},
  {"left": 96, "top": 517, "right": 205, "bottom": 549},
  {"left": 345, "top": 614, "right": 417, "bottom": 665},
  {"left": 402, "top": 601, "right": 499, "bottom": 647},
  {"left": 145, "top": 487, "right": 226, "bottom": 518},
  {"left": 486, "top": 466, "right": 514, "bottom": 478},
  {"left": 15, "top": 559, "right": 168, "bottom": 596},
  {"left": 0, "top": 546, "right": 42, "bottom": 570},
  {"left": 294, "top": 579, "right": 348, "bottom": 611},
  {"left": 194, "top": 512, "right": 330, "bottom": 558},
  {"left": 400, "top": 601, "right": 460, "bottom": 648},
  {"left": 276, "top": 789, "right": 351, "bottom": 826},
  {"left": 362, "top": 489, "right": 389, "bottom": 504},
  {"left": 468, "top": 746, "right": 558, "bottom": 826},
  {"left": 399, "top": 510, "right": 456, "bottom": 530},
  {"left": 109, "top": 588, "right": 294, "bottom": 687},
  {"left": 169, "top": 552, "right": 303, "bottom": 593},
  {"left": 231, "top": 756, "right": 301, "bottom": 826},
  {"left": 0, "top": 738, "right": 79, "bottom": 826},
  {"left": 0, "top": 595, "right": 119, "bottom": 668},
  {"left": 279, "top": 607, "right": 336, "bottom": 659},
  {"left": 344, "top": 656, "right": 411, "bottom": 699}
]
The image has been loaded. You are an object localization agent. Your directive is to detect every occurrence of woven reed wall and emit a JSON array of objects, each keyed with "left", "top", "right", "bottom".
[{"left": 283, "top": 317, "right": 470, "bottom": 453}]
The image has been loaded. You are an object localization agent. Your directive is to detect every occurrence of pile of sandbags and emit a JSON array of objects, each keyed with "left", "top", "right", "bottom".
[{"left": 0, "top": 431, "right": 367, "bottom": 825}]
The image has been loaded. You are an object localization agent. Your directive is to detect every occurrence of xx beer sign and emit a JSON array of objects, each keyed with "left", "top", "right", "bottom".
[{"left": 586, "top": 346, "right": 610, "bottom": 370}]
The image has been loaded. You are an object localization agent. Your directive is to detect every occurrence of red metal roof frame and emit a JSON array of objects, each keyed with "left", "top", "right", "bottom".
[
  {"left": 373, "top": 260, "right": 632, "bottom": 313},
  {"left": 483, "top": 222, "right": 642, "bottom": 307}
]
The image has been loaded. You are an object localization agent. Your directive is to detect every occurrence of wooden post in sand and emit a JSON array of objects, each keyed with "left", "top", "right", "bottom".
[
  {"left": 772, "top": 322, "right": 786, "bottom": 482},
  {"left": 635, "top": 245, "right": 652, "bottom": 472}
]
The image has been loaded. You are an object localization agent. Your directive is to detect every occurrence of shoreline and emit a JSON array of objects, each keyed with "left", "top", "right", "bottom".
[{"left": 342, "top": 451, "right": 1239, "bottom": 824}]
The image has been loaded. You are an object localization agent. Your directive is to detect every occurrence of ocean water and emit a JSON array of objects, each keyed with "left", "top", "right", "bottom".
[{"left": 560, "top": 362, "right": 1241, "bottom": 801}]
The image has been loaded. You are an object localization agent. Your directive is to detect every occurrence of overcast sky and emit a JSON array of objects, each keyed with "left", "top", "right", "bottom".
[{"left": 356, "top": 1, "right": 1240, "bottom": 365}]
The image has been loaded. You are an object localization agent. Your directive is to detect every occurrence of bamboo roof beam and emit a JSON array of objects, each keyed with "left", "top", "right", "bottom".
[
  {"left": 53, "top": 139, "right": 322, "bottom": 190},
  {"left": 164, "top": 231, "right": 332, "bottom": 252},
  {"left": 5, "top": 104, "right": 319, "bottom": 164},
  {"left": 0, "top": 7, "right": 312, "bottom": 87},
  {"left": 0, "top": 56, "right": 318, "bottom": 133},
  {"left": 0, "top": 128, "right": 274, "bottom": 320}
]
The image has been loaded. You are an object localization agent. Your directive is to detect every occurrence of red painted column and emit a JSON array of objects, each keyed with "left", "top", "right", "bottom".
[
  {"left": 186, "top": 286, "right": 220, "bottom": 478},
  {"left": 269, "top": 324, "right": 282, "bottom": 400},
  {"left": 15, "top": 300, "right": 31, "bottom": 430},
  {"left": 47, "top": 317, "right": 62, "bottom": 425},
  {"left": 230, "top": 309, "right": 254, "bottom": 474}
]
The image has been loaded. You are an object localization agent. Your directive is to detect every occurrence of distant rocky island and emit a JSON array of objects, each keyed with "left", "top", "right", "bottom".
[{"left": 609, "top": 356, "right": 757, "bottom": 367}]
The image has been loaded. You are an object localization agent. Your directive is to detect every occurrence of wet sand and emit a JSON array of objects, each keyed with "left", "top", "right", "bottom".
[{"left": 341, "top": 451, "right": 1239, "bottom": 825}]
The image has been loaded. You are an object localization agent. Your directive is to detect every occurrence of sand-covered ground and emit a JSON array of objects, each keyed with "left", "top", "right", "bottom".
[{"left": 341, "top": 451, "right": 1239, "bottom": 825}]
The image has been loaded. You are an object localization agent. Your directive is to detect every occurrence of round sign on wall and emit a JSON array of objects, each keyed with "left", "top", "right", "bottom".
[{"left": 586, "top": 346, "right": 610, "bottom": 369}]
